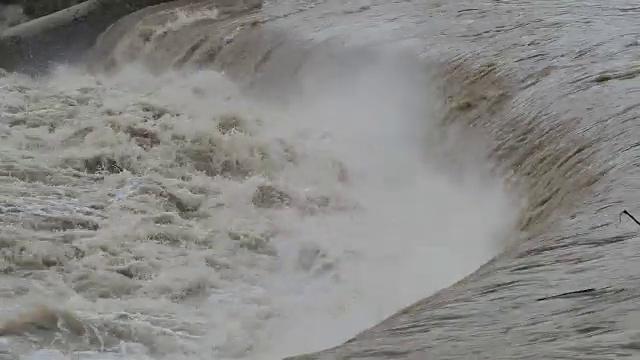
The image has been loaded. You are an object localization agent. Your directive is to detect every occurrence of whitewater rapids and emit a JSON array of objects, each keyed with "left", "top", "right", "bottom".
[{"left": 1, "top": 0, "right": 640, "bottom": 360}]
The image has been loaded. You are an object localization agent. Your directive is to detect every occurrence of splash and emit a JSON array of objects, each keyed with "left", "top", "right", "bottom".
[{"left": 0, "top": 39, "right": 519, "bottom": 360}]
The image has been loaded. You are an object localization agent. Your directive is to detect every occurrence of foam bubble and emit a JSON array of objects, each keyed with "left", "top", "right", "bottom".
[{"left": 0, "top": 50, "right": 518, "bottom": 360}]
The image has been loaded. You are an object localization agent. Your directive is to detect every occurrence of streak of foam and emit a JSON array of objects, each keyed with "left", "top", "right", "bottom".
[
  {"left": 132, "top": 4, "right": 220, "bottom": 42},
  {"left": 0, "top": 36, "right": 519, "bottom": 360}
]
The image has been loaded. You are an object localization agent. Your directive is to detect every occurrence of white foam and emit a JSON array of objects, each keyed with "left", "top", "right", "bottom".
[{"left": 0, "top": 53, "right": 518, "bottom": 360}]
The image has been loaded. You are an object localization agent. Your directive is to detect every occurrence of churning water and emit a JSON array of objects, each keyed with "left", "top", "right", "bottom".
[{"left": 1, "top": 1, "right": 640, "bottom": 360}]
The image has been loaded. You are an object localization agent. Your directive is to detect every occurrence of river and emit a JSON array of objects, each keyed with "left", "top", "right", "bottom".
[{"left": 1, "top": 0, "right": 639, "bottom": 359}]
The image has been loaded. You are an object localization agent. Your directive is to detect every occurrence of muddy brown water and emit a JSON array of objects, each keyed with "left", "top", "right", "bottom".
[{"left": 1, "top": 0, "right": 640, "bottom": 359}]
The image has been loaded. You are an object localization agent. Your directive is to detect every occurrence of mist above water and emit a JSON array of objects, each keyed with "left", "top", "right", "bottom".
[
  {"left": 247, "top": 52, "right": 521, "bottom": 358},
  {"left": 1, "top": 45, "right": 519, "bottom": 359}
]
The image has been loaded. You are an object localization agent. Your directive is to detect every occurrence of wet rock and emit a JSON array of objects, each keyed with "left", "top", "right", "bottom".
[
  {"left": 4, "top": 0, "right": 85, "bottom": 19},
  {"left": 0, "top": 0, "right": 184, "bottom": 74}
]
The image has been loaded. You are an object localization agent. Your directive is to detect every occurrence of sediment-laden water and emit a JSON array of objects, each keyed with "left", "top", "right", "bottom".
[{"left": 1, "top": 1, "right": 640, "bottom": 360}]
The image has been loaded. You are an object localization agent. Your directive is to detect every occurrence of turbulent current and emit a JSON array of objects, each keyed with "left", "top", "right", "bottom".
[{"left": 0, "top": 1, "right": 640, "bottom": 359}]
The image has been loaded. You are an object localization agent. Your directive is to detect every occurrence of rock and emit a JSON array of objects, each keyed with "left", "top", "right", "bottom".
[
  {"left": 9, "top": 0, "right": 86, "bottom": 19},
  {"left": 0, "top": 0, "right": 181, "bottom": 74}
]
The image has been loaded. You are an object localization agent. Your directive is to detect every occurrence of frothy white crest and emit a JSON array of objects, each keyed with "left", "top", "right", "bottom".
[
  {"left": 4, "top": 50, "right": 518, "bottom": 360},
  {"left": 245, "top": 50, "right": 518, "bottom": 358}
]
